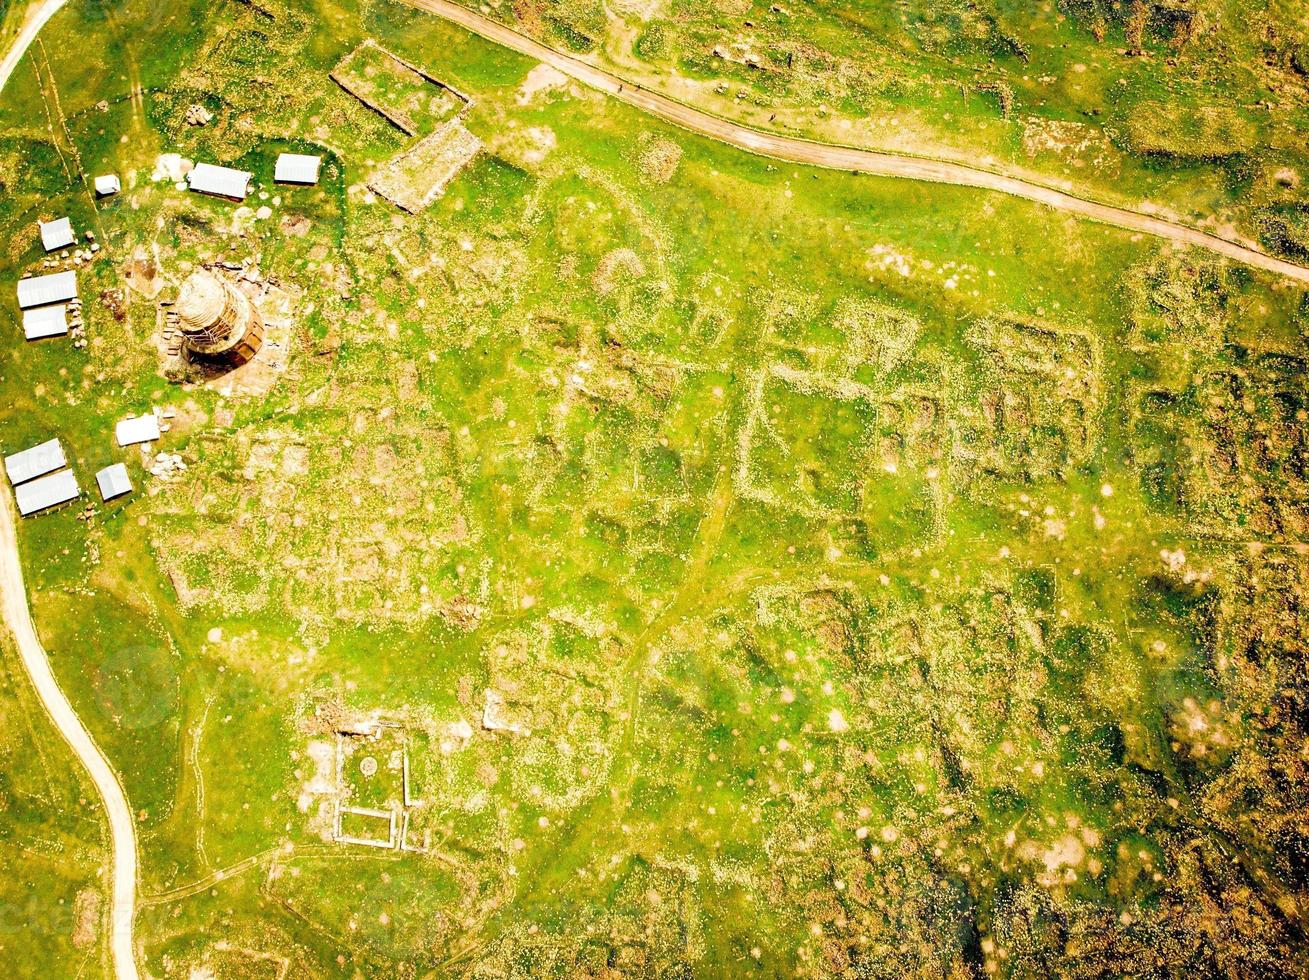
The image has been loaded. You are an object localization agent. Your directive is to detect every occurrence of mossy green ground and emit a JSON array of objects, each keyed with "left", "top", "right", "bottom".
[
  {"left": 0, "top": 0, "right": 1306, "bottom": 976},
  {"left": 482, "top": 0, "right": 1309, "bottom": 261},
  {"left": 0, "top": 634, "right": 106, "bottom": 975}
]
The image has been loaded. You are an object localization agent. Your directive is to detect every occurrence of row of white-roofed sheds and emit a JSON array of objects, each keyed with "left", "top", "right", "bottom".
[
  {"left": 24, "top": 215, "right": 81, "bottom": 341},
  {"left": 0, "top": 408, "right": 162, "bottom": 518},
  {"left": 13, "top": 152, "right": 319, "bottom": 337},
  {"left": 185, "top": 152, "right": 322, "bottom": 202},
  {"left": 3, "top": 435, "right": 134, "bottom": 517},
  {"left": 16, "top": 269, "right": 78, "bottom": 341},
  {"left": 4, "top": 438, "right": 78, "bottom": 516}
]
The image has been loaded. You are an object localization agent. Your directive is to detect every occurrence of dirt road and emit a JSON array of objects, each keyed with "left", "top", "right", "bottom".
[
  {"left": 401, "top": 0, "right": 1309, "bottom": 284},
  {"left": 0, "top": 3, "right": 138, "bottom": 978},
  {"left": 0, "top": 498, "right": 139, "bottom": 979},
  {"left": 0, "top": 0, "right": 66, "bottom": 92}
]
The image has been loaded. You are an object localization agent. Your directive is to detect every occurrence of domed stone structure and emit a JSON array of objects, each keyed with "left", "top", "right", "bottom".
[{"left": 174, "top": 269, "right": 264, "bottom": 366}]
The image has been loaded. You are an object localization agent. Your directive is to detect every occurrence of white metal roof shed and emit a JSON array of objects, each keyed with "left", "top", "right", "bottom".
[
  {"left": 115, "top": 414, "right": 161, "bottom": 447},
  {"left": 187, "top": 162, "right": 252, "bottom": 200},
  {"left": 275, "top": 153, "right": 322, "bottom": 185},
  {"left": 39, "top": 217, "right": 74, "bottom": 252},
  {"left": 94, "top": 174, "right": 121, "bottom": 196},
  {"left": 17, "top": 270, "right": 77, "bottom": 309},
  {"left": 15, "top": 469, "right": 79, "bottom": 516},
  {"left": 22, "top": 304, "right": 68, "bottom": 340},
  {"left": 5, "top": 438, "right": 66, "bottom": 485},
  {"left": 96, "top": 462, "right": 132, "bottom": 501}
]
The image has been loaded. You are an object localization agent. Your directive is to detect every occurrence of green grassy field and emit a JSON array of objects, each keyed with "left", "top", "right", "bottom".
[
  {"left": 0, "top": 633, "right": 107, "bottom": 976},
  {"left": 0, "top": 0, "right": 1306, "bottom": 976},
  {"left": 469, "top": 0, "right": 1309, "bottom": 260}
]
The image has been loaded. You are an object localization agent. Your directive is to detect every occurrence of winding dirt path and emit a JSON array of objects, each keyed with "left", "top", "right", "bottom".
[
  {"left": 0, "top": 498, "right": 139, "bottom": 979},
  {"left": 0, "top": 3, "right": 138, "bottom": 978},
  {"left": 401, "top": 0, "right": 1309, "bottom": 284}
]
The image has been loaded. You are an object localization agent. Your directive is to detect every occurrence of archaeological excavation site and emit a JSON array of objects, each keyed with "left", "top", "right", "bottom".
[{"left": 0, "top": 0, "right": 1306, "bottom": 977}]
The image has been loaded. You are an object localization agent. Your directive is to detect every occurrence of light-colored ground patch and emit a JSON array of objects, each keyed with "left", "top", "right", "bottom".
[
  {"left": 518, "top": 125, "right": 556, "bottom": 166},
  {"left": 516, "top": 63, "right": 570, "bottom": 105},
  {"left": 71, "top": 887, "right": 100, "bottom": 950},
  {"left": 592, "top": 247, "right": 645, "bottom": 295},
  {"left": 1022, "top": 117, "right": 1118, "bottom": 175},
  {"left": 151, "top": 153, "right": 192, "bottom": 182},
  {"left": 636, "top": 135, "right": 682, "bottom": 184},
  {"left": 607, "top": 0, "right": 666, "bottom": 20},
  {"left": 301, "top": 739, "right": 335, "bottom": 802}
]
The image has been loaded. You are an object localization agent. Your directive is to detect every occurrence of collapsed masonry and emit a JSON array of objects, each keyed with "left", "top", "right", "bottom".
[
  {"left": 174, "top": 269, "right": 264, "bottom": 366},
  {"left": 368, "top": 117, "right": 482, "bottom": 213}
]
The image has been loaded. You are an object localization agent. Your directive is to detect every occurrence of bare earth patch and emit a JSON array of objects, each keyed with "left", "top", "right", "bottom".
[
  {"left": 516, "top": 63, "right": 570, "bottom": 105},
  {"left": 72, "top": 888, "right": 101, "bottom": 950},
  {"left": 637, "top": 135, "right": 683, "bottom": 184}
]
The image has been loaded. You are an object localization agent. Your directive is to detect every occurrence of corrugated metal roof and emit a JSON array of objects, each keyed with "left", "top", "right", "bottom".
[
  {"left": 22, "top": 304, "right": 68, "bottom": 340},
  {"left": 96, "top": 463, "right": 132, "bottom": 501},
  {"left": 115, "top": 414, "right": 161, "bottom": 447},
  {"left": 5, "top": 438, "right": 66, "bottom": 485},
  {"left": 275, "top": 153, "right": 322, "bottom": 184},
  {"left": 17, "top": 270, "right": 77, "bottom": 309},
  {"left": 15, "top": 468, "right": 79, "bottom": 516},
  {"left": 188, "top": 162, "right": 252, "bottom": 200},
  {"left": 39, "top": 217, "right": 74, "bottom": 252},
  {"left": 94, "top": 174, "right": 121, "bottom": 196}
]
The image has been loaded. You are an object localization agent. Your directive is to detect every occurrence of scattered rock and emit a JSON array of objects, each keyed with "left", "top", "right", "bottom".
[
  {"left": 148, "top": 452, "right": 187, "bottom": 480},
  {"left": 482, "top": 689, "right": 527, "bottom": 735},
  {"left": 1273, "top": 167, "right": 1300, "bottom": 188}
]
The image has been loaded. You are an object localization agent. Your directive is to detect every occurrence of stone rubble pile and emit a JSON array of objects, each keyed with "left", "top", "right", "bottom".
[{"left": 148, "top": 451, "right": 187, "bottom": 481}]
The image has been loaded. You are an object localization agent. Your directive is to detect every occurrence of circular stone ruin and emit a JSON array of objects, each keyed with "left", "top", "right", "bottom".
[{"left": 174, "top": 269, "right": 265, "bottom": 366}]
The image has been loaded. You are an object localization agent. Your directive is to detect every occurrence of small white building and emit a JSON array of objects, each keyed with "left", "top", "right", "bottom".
[
  {"left": 22, "top": 304, "right": 68, "bottom": 340},
  {"left": 95, "top": 463, "right": 133, "bottom": 501},
  {"left": 187, "top": 162, "right": 252, "bottom": 200},
  {"left": 39, "top": 217, "right": 75, "bottom": 252},
  {"left": 275, "top": 153, "right": 322, "bottom": 185},
  {"left": 5, "top": 438, "right": 66, "bottom": 485},
  {"left": 94, "top": 174, "right": 121, "bottom": 197},
  {"left": 17, "top": 270, "right": 77, "bottom": 310},
  {"left": 15, "top": 469, "right": 79, "bottom": 516},
  {"left": 115, "top": 414, "right": 161, "bottom": 447}
]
